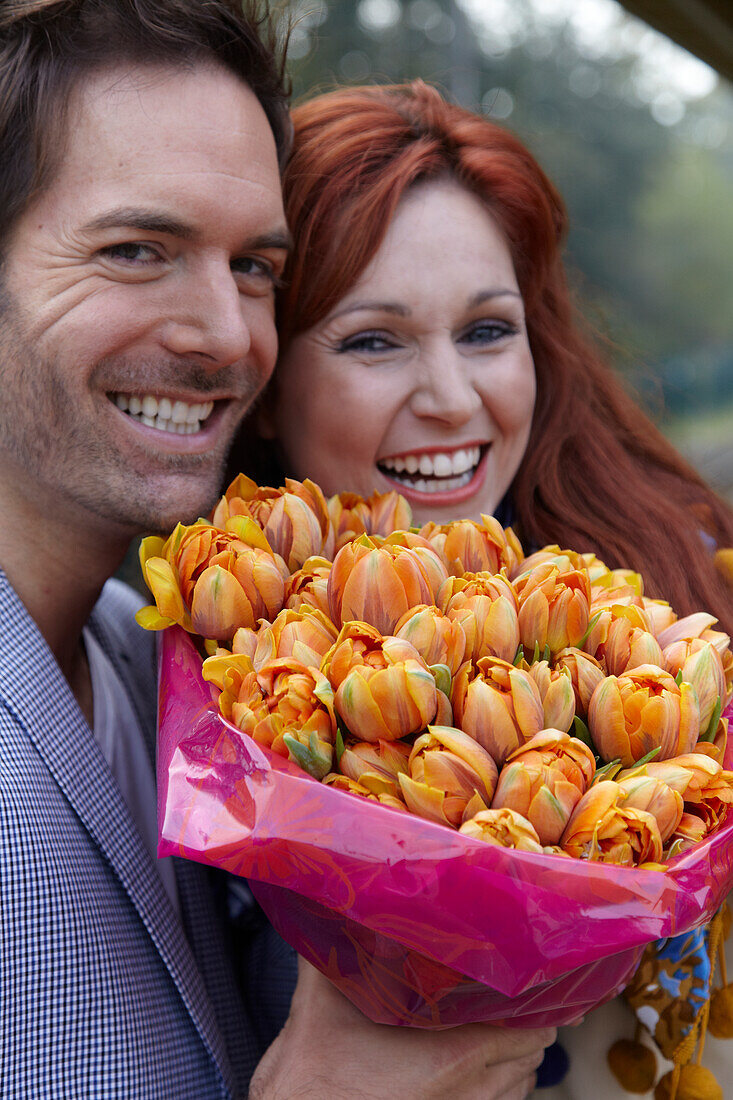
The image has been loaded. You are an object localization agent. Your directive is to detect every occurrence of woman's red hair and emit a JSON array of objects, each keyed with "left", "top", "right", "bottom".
[{"left": 272, "top": 81, "right": 733, "bottom": 633}]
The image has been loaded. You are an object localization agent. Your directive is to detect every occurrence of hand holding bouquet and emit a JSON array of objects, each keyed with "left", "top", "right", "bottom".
[{"left": 142, "top": 475, "right": 733, "bottom": 1027}]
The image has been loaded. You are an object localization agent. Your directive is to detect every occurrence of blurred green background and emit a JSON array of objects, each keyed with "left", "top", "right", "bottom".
[{"left": 285, "top": 0, "right": 733, "bottom": 502}]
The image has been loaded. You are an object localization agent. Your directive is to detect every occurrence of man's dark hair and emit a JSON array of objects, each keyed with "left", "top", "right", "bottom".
[{"left": 0, "top": 0, "right": 291, "bottom": 245}]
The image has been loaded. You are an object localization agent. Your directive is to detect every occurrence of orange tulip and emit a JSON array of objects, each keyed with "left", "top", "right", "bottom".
[
  {"left": 394, "top": 604, "right": 467, "bottom": 676},
  {"left": 337, "top": 738, "right": 412, "bottom": 798},
  {"left": 327, "top": 535, "right": 447, "bottom": 635},
  {"left": 136, "top": 522, "right": 286, "bottom": 641},
  {"left": 599, "top": 611, "right": 664, "bottom": 677},
  {"left": 452, "top": 656, "right": 545, "bottom": 766},
  {"left": 560, "top": 780, "right": 663, "bottom": 865},
  {"left": 554, "top": 648, "right": 606, "bottom": 716},
  {"left": 527, "top": 662, "right": 576, "bottom": 733},
  {"left": 398, "top": 725, "right": 499, "bottom": 828},
  {"left": 284, "top": 556, "right": 332, "bottom": 616},
  {"left": 615, "top": 775, "right": 683, "bottom": 842},
  {"left": 631, "top": 754, "right": 733, "bottom": 823},
  {"left": 323, "top": 622, "right": 438, "bottom": 743},
  {"left": 588, "top": 665, "right": 700, "bottom": 766},
  {"left": 246, "top": 606, "right": 338, "bottom": 671},
  {"left": 420, "top": 515, "right": 524, "bottom": 577},
  {"left": 213, "top": 473, "right": 334, "bottom": 570},
  {"left": 513, "top": 561, "right": 591, "bottom": 657},
  {"left": 327, "top": 492, "right": 372, "bottom": 549},
  {"left": 438, "top": 572, "right": 520, "bottom": 664},
  {"left": 323, "top": 773, "right": 408, "bottom": 811},
  {"left": 663, "top": 639, "right": 728, "bottom": 733},
  {"left": 458, "top": 808, "right": 543, "bottom": 852},
  {"left": 491, "top": 730, "right": 596, "bottom": 845},
  {"left": 667, "top": 811, "right": 708, "bottom": 855},
  {"left": 213, "top": 655, "right": 337, "bottom": 779},
  {"left": 366, "top": 490, "right": 413, "bottom": 538}
]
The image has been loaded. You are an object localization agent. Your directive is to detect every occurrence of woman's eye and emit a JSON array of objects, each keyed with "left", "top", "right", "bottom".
[
  {"left": 338, "top": 331, "right": 397, "bottom": 354},
  {"left": 460, "top": 320, "right": 518, "bottom": 345},
  {"left": 99, "top": 242, "right": 163, "bottom": 265}
]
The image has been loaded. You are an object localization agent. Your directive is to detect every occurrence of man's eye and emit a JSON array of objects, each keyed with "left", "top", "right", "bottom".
[
  {"left": 460, "top": 320, "right": 518, "bottom": 345},
  {"left": 99, "top": 242, "right": 162, "bottom": 265},
  {"left": 232, "top": 256, "right": 282, "bottom": 289},
  {"left": 338, "top": 331, "right": 397, "bottom": 353}
]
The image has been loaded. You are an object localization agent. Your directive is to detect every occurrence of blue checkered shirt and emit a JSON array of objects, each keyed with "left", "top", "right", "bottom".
[{"left": 0, "top": 570, "right": 296, "bottom": 1098}]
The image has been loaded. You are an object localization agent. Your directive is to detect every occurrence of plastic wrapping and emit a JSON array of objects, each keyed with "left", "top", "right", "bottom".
[{"left": 158, "top": 626, "right": 733, "bottom": 1028}]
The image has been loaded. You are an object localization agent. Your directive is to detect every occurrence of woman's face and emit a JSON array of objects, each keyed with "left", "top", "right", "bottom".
[{"left": 271, "top": 179, "right": 537, "bottom": 526}]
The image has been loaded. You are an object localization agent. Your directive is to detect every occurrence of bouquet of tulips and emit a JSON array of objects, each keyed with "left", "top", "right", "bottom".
[{"left": 143, "top": 474, "right": 733, "bottom": 1027}]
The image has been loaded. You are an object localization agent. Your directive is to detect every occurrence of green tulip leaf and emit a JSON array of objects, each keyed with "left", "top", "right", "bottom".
[
  {"left": 543, "top": 644, "right": 552, "bottom": 663},
  {"left": 634, "top": 745, "right": 662, "bottom": 767},
  {"left": 283, "top": 733, "right": 332, "bottom": 781},
  {"left": 531, "top": 641, "right": 541, "bottom": 665},
  {"left": 572, "top": 715, "right": 594, "bottom": 749},
  {"left": 335, "top": 728, "right": 346, "bottom": 763},
  {"left": 513, "top": 644, "right": 525, "bottom": 667},
  {"left": 675, "top": 670, "right": 684, "bottom": 687},
  {"left": 429, "top": 663, "right": 452, "bottom": 696},
  {"left": 700, "top": 695, "right": 723, "bottom": 743},
  {"left": 577, "top": 610, "right": 603, "bottom": 649},
  {"left": 593, "top": 757, "right": 622, "bottom": 783}
]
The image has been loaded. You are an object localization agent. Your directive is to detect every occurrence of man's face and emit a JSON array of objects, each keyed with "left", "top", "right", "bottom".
[{"left": 0, "top": 62, "right": 288, "bottom": 537}]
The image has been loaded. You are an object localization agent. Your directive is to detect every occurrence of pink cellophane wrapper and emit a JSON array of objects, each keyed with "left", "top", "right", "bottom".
[{"left": 157, "top": 626, "right": 733, "bottom": 1029}]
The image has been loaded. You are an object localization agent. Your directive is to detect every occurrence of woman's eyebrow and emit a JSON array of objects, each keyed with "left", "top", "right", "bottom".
[
  {"left": 328, "top": 300, "right": 411, "bottom": 321},
  {"left": 468, "top": 288, "right": 522, "bottom": 307}
]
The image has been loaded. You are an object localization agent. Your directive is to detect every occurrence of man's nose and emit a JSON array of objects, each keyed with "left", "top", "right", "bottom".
[
  {"left": 409, "top": 344, "right": 482, "bottom": 426},
  {"left": 160, "top": 265, "right": 253, "bottom": 368}
]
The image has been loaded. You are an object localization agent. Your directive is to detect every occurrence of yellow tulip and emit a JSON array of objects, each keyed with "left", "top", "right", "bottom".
[
  {"left": 588, "top": 665, "right": 700, "bottom": 767},
  {"left": 327, "top": 536, "right": 447, "bottom": 635},
  {"left": 394, "top": 604, "right": 467, "bottom": 676},
  {"left": 458, "top": 808, "right": 543, "bottom": 852},
  {"left": 514, "top": 561, "right": 591, "bottom": 657},
  {"left": 136, "top": 522, "right": 286, "bottom": 641},
  {"left": 420, "top": 515, "right": 524, "bottom": 577},
  {"left": 323, "top": 622, "right": 438, "bottom": 743},
  {"left": 398, "top": 725, "right": 499, "bottom": 828},
  {"left": 284, "top": 555, "right": 332, "bottom": 617},
  {"left": 452, "top": 656, "right": 545, "bottom": 766},
  {"left": 560, "top": 780, "right": 663, "bottom": 865},
  {"left": 491, "top": 730, "right": 596, "bottom": 845}
]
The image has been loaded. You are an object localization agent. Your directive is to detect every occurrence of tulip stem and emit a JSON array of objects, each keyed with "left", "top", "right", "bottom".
[{"left": 700, "top": 696, "right": 723, "bottom": 743}]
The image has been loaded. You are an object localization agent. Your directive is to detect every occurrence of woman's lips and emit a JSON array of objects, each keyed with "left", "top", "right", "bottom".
[{"left": 377, "top": 445, "right": 489, "bottom": 506}]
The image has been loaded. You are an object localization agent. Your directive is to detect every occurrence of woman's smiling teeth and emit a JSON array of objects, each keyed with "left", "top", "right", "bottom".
[
  {"left": 112, "top": 393, "right": 215, "bottom": 435},
  {"left": 378, "top": 445, "right": 483, "bottom": 493}
]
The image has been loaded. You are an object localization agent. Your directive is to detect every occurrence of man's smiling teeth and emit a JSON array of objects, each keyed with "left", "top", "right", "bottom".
[
  {"left": 379, "top": 445, "right": 482, "bottom": 493},
  {"left": 113, "top": 393, "right": 215, "bottom": 434}
]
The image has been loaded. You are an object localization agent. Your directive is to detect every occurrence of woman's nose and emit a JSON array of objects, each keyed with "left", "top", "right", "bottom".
[
  {"left": 160, "top": 265, "right": 255, "bottom": 368},
  {"left": 409, "top": 345, "right": 482, "bottom": 425}
]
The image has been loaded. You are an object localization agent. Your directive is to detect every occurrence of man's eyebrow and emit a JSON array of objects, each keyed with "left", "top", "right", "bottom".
[
  {"left": 82, "top": 208, "right": 197, "bottom": 239},
  {"left": 81, "top": 209, "right": 292, "bottom": 252}
]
